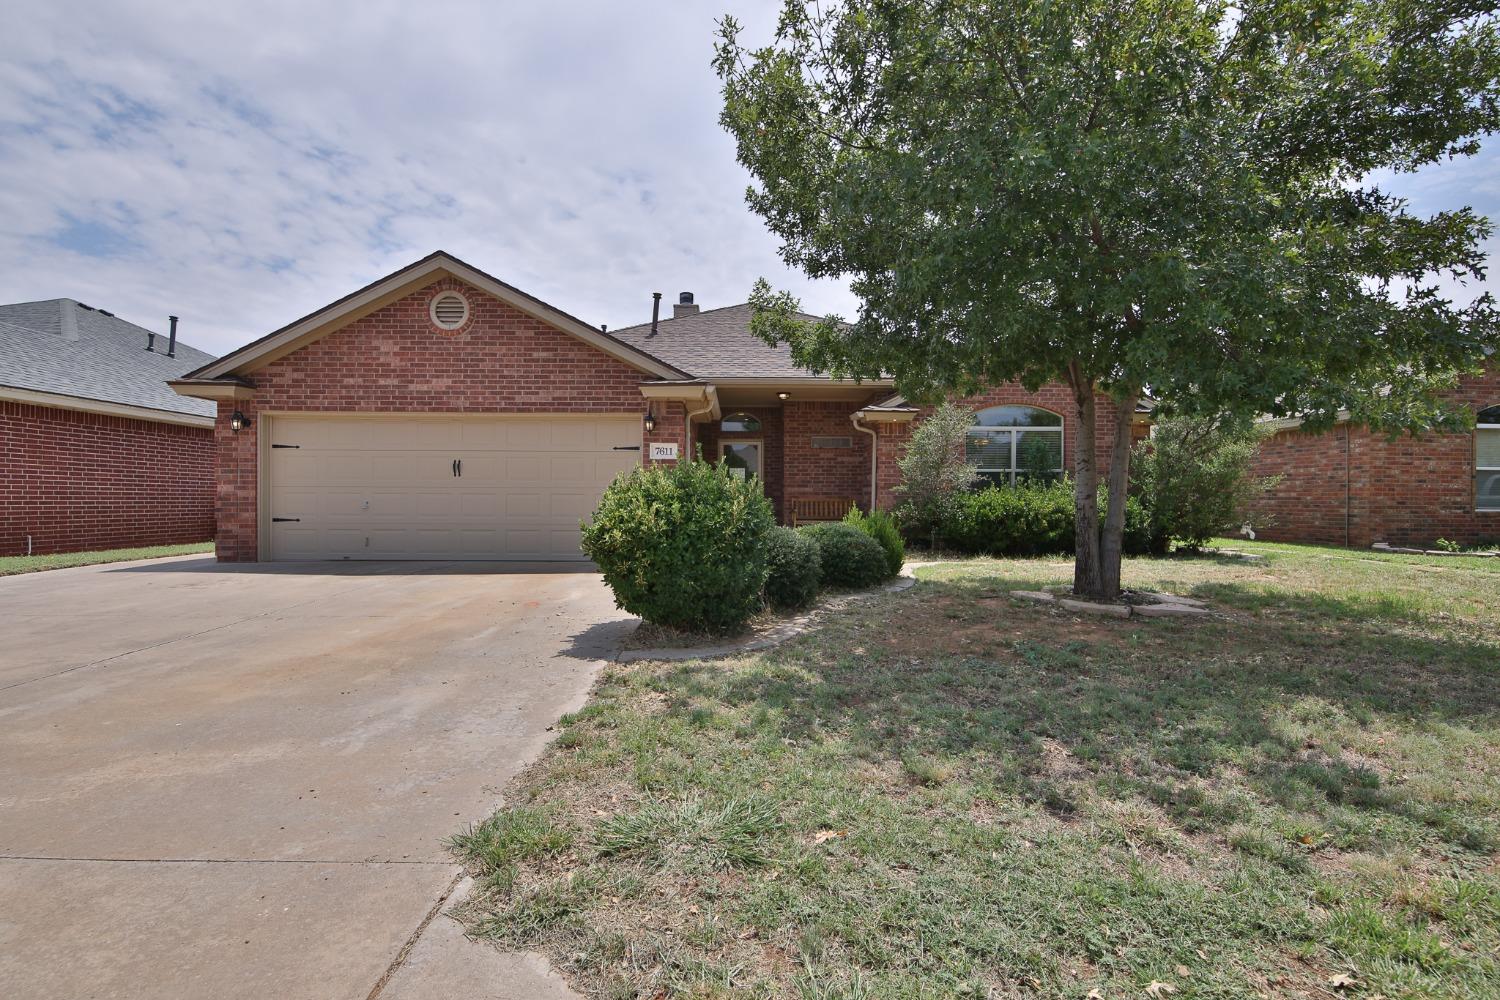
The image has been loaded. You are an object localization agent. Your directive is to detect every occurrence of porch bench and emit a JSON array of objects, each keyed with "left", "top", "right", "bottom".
[{"left": 789, "top": 496, "right": 858, "bottom": 527}]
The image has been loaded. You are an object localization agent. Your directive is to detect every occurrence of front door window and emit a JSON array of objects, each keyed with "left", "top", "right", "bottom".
[{"left": 721, "top": 441, "right": 761, "bottom": 485}]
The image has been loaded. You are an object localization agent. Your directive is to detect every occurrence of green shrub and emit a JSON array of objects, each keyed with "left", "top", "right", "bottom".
[
  {"left": 764, "top": 526, "right": 821, "bottom": 610},
  {"left": 942, "top": 479, "right": 1151, "bottom": 557},
  {"left": 581, "top": 460, "right": 774, "bottom": 632},
  {"left": 842, "top": 506, "right": 905, "bottom": 578},
  {"left": 892, "top": 402, "right": 980, "bottom": 543},
  {"left": 1132, "top": 414, "right": 1280, "bottom": 552},
  {"left": 798, "top": 522, "right": 890, "bottom": 589}
]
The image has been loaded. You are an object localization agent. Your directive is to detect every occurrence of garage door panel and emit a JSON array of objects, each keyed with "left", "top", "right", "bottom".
[{"left": 267, "top": 414, "right": 637, "bottom": 561}]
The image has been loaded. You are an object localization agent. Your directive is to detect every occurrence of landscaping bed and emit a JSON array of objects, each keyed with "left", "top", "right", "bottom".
[{"left": 453, "top": 540, "right": 1500, "bottom": 999}]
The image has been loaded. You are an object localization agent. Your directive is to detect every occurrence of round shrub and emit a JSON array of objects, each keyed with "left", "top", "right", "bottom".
[
  {"left": 842, "top": 507, "right": 905, "bottom": 579},
  {"left": 581, "top": 460, "right": 774, "bottom": 632},
  {"left": 764, "top": 526, "right": 821, "bottom": 610},
  {"left": 798, "top": 522, "right": 889, "bottom": 589}
]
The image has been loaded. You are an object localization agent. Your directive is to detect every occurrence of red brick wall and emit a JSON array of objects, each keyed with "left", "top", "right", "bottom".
[
  {"left": 215, "top": 277, "right": 660, "bottom": 561},
  {"left": 1249, "top": 367, "right": 1500, "bottom": 548},
  {"left": 873, "top": 386, "right": 1132, "bottom": 511},
  {"left": 1, "top": 401, "right": 214, "bottom": 557}
]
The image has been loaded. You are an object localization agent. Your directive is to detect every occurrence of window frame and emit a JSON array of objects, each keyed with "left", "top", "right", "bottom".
[
  {"left": 720, "top": 411, "right": 762, "bottom": 434},
  {"left": 1477, "top": 406, "right": 1500, "bottom": 512},
  {"left": 965, "top": 405, "right": 1065, "bottom": 488}
]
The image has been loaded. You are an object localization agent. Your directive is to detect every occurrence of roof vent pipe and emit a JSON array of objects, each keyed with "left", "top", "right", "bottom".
[
  {"left": 167, "top": 315, "right": 178, "bottom": 358},
  {"left": 649, "top": 292, "right": 662, "bottom": 337}
]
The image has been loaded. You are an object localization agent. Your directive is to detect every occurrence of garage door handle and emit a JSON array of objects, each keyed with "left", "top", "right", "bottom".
[
  {"left": 613, "top": 445, "right": 641, "bottom": 451},
  {"left": 272, "top": 517, "right": 300, "bottom": 523},
  {"left": 271, "top": 443, "right": 300, "bottom": 449}
]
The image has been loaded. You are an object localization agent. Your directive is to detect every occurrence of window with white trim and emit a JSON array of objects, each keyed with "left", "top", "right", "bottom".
[
  {"left": 965, "top": 405, "right": 1064, "bottom": 487},
  {"left": 1478, "top": 405, "right": 1500, "bottom": 511}
]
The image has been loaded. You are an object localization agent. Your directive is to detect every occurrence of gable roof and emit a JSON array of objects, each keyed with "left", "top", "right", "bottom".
[
  {"left": 0, "top": 299, "right": 216, "bottom": 421},
  {"left": 610, "top": 302, "right": 835, "bottom": 380},
  {"left": 182, "top": 251, "right": 688, "bottom": 383}
]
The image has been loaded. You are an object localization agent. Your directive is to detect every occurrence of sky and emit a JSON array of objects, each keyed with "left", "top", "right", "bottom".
[{"left": 0, "top": 1, "right": 1495, "bottom": 357}]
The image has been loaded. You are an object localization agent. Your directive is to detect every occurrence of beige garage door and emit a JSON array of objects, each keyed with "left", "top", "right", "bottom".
[{"left": 266, "top": 414, "right": 640, "bottom": 561}]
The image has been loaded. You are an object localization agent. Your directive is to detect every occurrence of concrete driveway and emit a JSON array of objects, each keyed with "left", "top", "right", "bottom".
[{"left": 0, "top": 555, "right": 632, "bottom": 999}]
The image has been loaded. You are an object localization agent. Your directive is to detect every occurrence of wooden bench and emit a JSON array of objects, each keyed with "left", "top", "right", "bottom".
[{"left": 789, "top": 496, "right": 858, "bottom": 527}]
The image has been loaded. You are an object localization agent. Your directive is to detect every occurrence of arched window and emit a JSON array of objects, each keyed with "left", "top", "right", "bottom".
[
  {"left": 1477, "top": 406, "right": 1500, "bottom": 511},
  {"left": 721, "top": 412, "right": 761, "bottom": 433},
  {"left": 966, "top": 405, "right": 1064, "bottom": 487}
]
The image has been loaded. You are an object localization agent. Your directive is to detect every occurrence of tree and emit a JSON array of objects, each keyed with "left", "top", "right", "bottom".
[
  {"left": 715, "top": 0, "right": 1500, "bottom": 599},
  {"left": 890, "top": 401, "right": 981, "bottom": 542},
  {"left": 1132, "top": 414, "right": 1279, "bottom": 552}
]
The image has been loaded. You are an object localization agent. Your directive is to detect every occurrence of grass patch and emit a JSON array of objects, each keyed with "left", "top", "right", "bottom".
[
  {"left": 0, "top": 541, "right": 213, "bottom": 576},
  {"left": 455, "top": 539, "right": 1500, "bottom": 999}
]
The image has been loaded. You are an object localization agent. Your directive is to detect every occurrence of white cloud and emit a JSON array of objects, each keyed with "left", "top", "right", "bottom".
[
  {"left": 0, "top": 0, "right": 856, "bottom": 354},
  {"left": 0, "top": 1, "right": 1494, "bottom": 357}
]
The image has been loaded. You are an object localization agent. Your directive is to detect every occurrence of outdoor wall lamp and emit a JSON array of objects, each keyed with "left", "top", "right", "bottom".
[
  {"left": 643, "top": 408, "right": 656, "bottom": 433},
  {"left": 230, "top": 410, "right": 252, "bottom": 432},
  {"left": 777, "top": 391, "right": 791, "bottom": 401}
]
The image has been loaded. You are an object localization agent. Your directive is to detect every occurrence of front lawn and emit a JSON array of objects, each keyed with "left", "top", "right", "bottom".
[
  {"left": 454, "top": 540, "right": 1500, "bottom": 999},
  {"left": 0, "top": 541, "right": 214, "bottom": 576}
]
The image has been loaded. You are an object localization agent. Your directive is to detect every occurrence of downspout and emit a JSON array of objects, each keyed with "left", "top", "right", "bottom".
[
  {"left": 685, "top": 386, "right": 718, "bottom": 460},
  {"left": 1344, "top": 424, "right": 1351, "bottom": 548},
  {"left": 851, "top": 411, "right": 878, "bottom": 512}
]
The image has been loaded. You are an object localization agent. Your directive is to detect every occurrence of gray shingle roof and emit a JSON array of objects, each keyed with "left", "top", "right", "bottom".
[
  {"left": 610, "top": 303, "right": 831, "bottom": 379},
  {"left": 0, "top": 299, "right": 216, "bottom": 418}
]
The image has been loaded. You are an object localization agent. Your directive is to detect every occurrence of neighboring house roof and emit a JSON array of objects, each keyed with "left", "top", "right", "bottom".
[
  {"left": 181, "top": 251, "right": 688, "bottom": 385},
  {"left": 610, "top": 303, "right": 836, "bottom": 380},
  {"left": 0, "top": 299, "right": 216, "bottom": 421}
]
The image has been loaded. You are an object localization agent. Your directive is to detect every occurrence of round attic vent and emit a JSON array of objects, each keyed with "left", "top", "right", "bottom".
[{"left": 429, "top": 291, "right": 470, "bottom": 330}]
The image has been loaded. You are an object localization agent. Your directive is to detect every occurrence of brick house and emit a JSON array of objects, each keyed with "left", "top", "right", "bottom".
[
  {"left": 1247, "top": 366, "right": 1500, "bottom": 548},
  {"left": 1, "top": 299, "right": 216, "bottom": 556},
  {"left": 170, "top": 251, "right": 1145, "bottom": 563}
]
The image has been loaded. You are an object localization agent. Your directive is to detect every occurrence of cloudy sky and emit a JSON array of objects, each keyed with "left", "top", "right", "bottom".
[{"left": 0, "top": 1, "right": 1495, "bottom": 357}]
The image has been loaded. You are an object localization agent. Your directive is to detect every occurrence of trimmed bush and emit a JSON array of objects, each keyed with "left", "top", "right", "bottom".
[
  {"left": 1132, "top": 414, "right": 1280, "bottom": 552},
  {"left": 581, "top": 460, "right": 774, "bottom": 632},
  {"left": 842, "top": 506, "right": 905, "bottom": 578},
  {"left": 798, "top": 522, "right": 890, "bottom": 589},
  {"left": 764, "top": 526, "right": 821, "bottom": 610},
  {"left": 941, "top": 479, "right": 1151, "bottom": 557}
]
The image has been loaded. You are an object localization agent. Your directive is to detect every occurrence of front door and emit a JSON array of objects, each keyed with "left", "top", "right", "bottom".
[{"left": 720, "top": 441, "right": 761, "bottom": 487}]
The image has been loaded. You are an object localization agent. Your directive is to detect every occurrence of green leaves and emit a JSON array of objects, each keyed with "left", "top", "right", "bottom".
[
  {"left": 716, "top": 0, "right": 1500, "bottom": 424},
  {"left": 581, "top": 459, "right": 775, "bottom": 633}
]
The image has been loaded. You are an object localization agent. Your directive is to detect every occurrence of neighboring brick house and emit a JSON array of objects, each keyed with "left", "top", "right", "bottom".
[
  {"left": 1247, "top": 366, "right": 1500, "bottom": 548},
  {"left": 170, "top": 251, "right": 1147, "bottom": 563},
  {"left": 1, "top": 299, "right": 216, "bottom": 556}
]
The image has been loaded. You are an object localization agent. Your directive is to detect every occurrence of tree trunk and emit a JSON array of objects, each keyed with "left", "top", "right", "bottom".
[
  {"left": 1068, "top": 365, "right": 1104, "bottom": 598},
  {"left": 1099, "top": 388, "right": 1141, "bottom": 598}
]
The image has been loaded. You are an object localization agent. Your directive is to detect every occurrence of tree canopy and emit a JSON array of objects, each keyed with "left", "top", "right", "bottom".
[{"left": 716, "top": 0, "right": 1500, "bottom": 595}]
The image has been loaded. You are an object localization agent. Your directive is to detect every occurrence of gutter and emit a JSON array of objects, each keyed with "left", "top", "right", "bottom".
[{"left": 850, "top": 412, "right": 879, "bottom": 511}]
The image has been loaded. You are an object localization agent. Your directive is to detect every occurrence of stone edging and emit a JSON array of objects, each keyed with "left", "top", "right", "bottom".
[
  {"left": 1009, "top": 588, "right": 1211, "bottom": 619},
  {"left": 615, "top": 570, "right": 921, "bottom": 663},
  {"left": 1371, "top": 542, "right": 1497, "bottom": 559}
]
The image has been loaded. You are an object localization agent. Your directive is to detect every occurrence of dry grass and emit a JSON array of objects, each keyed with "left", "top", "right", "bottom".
[{"left": 453, "top": 540, "right": 1500, "bottom": 999}]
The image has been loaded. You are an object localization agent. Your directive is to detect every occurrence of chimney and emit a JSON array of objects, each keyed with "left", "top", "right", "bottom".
[
  {"left": 167, "top": 315, "right": 178, "bottom": 358},
  {"left": 673, "top": 291, "right": 699, "bottom": 319},
  {"left": 59, "top": 300, "right": 79, "bottom": 341},
  {"left": 649, "top": 292, "right": 662, "bottom": 337}
]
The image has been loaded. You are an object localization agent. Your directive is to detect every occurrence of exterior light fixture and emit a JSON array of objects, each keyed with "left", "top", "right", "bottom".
[
  {"left": 230, "top": 410, "right": 251, "bottom": 432},
  {"left": 643, "top": 408, "right": 656, "bottom": 433},
  {"left": 777, "top": 391, "right": 791, "bottom": 401}
]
